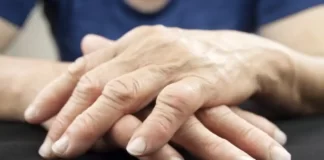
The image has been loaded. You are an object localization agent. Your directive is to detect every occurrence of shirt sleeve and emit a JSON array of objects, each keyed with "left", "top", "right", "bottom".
[
  {"left": 0, "top": 0, "right": 37, "bottom": 27},
  {"left": 257, "top": 0, "right": 324, "bottom": 27}
]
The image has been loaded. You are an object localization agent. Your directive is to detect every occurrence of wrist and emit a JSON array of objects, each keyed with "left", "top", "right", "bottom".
[
  {"left": 255, "top": 49, "right": 324, "bottom": 115},
  {"left": 293, "top": 53, "right": 324, "bottom": 114},
  {"left": 252, "top": 48, "right": 304, "bottom": 113}
]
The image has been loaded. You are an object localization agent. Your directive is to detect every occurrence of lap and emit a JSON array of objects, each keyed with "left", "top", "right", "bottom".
[{"left": 0, "top": 116, "right": 323, "bottom": 160}]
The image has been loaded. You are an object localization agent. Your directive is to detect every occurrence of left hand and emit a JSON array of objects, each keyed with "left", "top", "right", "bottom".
[{"left": 26, "top": 26, "right": 293, "bottom": 159}]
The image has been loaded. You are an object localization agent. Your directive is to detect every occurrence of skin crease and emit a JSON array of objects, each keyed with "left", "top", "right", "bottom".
[
  {"left": 34, "top": 34, "right": 288, "bottom": 160},
  {"left": 0, "top": 4, "right": 322, "bottom": 160},
  {"left": 0, "top": 34, "right": 288, "bottom": 160},
  {"left": 28, "top": 24, "right": 323, "bottom": 160},
  {"left": 25, "top": 26, "right": 300, "bottom": 160}
]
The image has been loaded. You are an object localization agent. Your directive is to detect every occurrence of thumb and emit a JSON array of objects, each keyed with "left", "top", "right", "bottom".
[{"left": 81, "top": 34, "right": 114, "bottom": 55}]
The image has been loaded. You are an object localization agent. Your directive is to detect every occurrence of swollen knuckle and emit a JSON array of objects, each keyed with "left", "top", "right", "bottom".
[
  {"left": 147, "top": 65, "right": 173, "bottom": 77},
  {"left": 157, "top": 94, "right": 188, "bottom": 117},
  {"left": 160, "top": 86, "right": 194, "bottom": 107},
  {"left": 77, "top": 74, "right": 101, "bottom": 95},
  {"left": 151, "top": 108, "right": 175, "bottom": 135},
  {"left": 74, "top": 113, "right": 100, "bottom": 139},
  {"left": 103, "top": 79, "right": 136, "bottom": 104},
  {"left": 67, "top": 57, "right": 87, "bottom": 79}
]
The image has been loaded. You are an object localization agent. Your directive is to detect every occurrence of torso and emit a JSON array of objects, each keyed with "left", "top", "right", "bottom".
[{"left": 43, "top": 0, "right": 257, "bottom": 61}]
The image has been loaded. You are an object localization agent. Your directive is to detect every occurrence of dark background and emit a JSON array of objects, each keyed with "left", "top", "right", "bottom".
[{"left": 0, "top": 115, "right": 323, "bottom": 160}]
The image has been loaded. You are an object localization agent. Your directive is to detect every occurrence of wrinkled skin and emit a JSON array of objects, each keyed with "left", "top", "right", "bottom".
[{"left": 26, "top": 26, "right": 307, "bottom": 160}]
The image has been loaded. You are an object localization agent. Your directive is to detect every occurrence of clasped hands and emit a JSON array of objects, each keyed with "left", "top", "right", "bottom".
[{"left": 25, "top": 26, "right": 293, "bottom": 160}]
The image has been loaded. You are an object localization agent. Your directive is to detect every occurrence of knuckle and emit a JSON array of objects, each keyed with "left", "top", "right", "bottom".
[
  {"left": 150, "top": 25, "right": 167, "bottom": 33},
  {"left": 159, "top": 85, "right": 197, "bottom": 108},
  {"left": 54, "top": 115, "right": 70, "bottom": 131},
  {"left": 73, "top": 113, "right": 100, "bottom": 140},
  {"left": 103, "top": 79, "right": 137, "bottom": 105},
  {"left": 176, "top": 117, "right": 200, "bottom": 137},
  {"left": 150, "top": 107, "right": 176, "bottom": 136},
  {"left": 205, "top": 137, "right": 229, "bottom": 153},
  {"left": 146, "top": 65, "right": 173, "bottom": 77},
  {"left": 49, "top": 115, "right": 71, "bottom": 139},
  {"left": 67, "top": 57, "right": 87, "bottom": 80},
  {"left": 173, "top": 37, "right": 187, "bottom": 48},
  {"left": 241, "top": 126, "right": 258, "bottom": 140},
  {"left": 77, "top": 74, "right": 101, "bottom": 96},
  {"left": 204, "top": 106, "right": 233, "bottom": 122},
  {"left": 133, "top": 25, "right": 151, "bottom": 33},
  {"left": 140, "top": 25, "right": 166, "bottom": 33},
  {"left": 157, "top": 94, "right": 189, "bottom": 118},
  {"left": 132, "top": 25, "right": 167, "bottom": 36}
]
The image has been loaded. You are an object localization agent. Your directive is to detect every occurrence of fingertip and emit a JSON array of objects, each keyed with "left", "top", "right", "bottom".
[
  {"left": 81, "top": 34, "right": 113, "bottom": 55},
  {"left": 52, "top": 135, "right": 69, "bottom": 156},
  {"left": 126, "top": 137, "right": 147, "bottom": 156},
  {"left": 38, "top": 138, "right": 55, "bottom": 159},
  {"left": 24, "top": 105, "right": 40, "bottom": 123},
  {"left": 270, "top": 146, "right": 291, "bottom": 160},
  {"left": 274, "top": 129, "right": 287, "bottom": 145}
]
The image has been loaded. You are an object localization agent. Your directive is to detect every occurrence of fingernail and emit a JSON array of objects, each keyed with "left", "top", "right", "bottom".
[
  {"left": 170, "top": 157, "right": 184, "bottom": 160},
  {"left": 38, "top": 138, "right": 53, "bottom": 158},
  {"left": 271, "top": 146, "right": 291, "bottom": 160},
  {"left": 52, "top": 135, "right": 69, "bottom": 155},
  {"left": 235, "top": 156, "right": 255, "bottom": 160},
  {"left": 24, "top": 105, "right": 38, "bottom": 120},
  {"left": 126, "top": 137, "right": 146, "bottom": 156},
  {"left": 274, "top": 129, "right": 287, "bottom": 145}
]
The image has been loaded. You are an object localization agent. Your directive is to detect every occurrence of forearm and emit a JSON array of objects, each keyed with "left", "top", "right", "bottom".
[
  {"left": 0, "top": 55, "right": 68, "bottom": 120},
  {"left": 294, "top": 53, "right": 324, "bottom": 113},
  {"left": 259, "top": 5, "right": 324, "bottom": 57}
]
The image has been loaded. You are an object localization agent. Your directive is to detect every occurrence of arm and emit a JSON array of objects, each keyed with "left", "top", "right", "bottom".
[
  {"left": 0, "top": 17, "right": 68, "bottom": 121},
  {"left": 258, "top": 5, "right": 324, "bottom": 113},
  {"left": 0, "top": 55, "right": 68, "bottom": 121},
  {"left": 259, "top": 5, "right": 324, "bottom": 56}
]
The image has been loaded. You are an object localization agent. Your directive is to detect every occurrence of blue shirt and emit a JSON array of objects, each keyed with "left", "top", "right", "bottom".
[{"left": 1, "top": 0, "right": 323, "bottom": 61}]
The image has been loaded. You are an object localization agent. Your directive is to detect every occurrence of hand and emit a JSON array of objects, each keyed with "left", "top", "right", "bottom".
[
  {"left": 26, "top": 27, "right": 293, "bottom": 159},
  {"left": 36, "top": 35, "right": 288, "bottom": 160}
]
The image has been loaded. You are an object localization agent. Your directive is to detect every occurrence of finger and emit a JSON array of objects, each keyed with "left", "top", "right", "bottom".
[
  {"left": 25, "top": 44, "right": 118, "bottom": 124},
  {"left": 104, "top": 115, "right": 183, "bottom": 160},
  {"left": 49, "top": 65, "right": 171, "bottom": 158},
  {"left": 173, "top": 116, "right": 253, "bottom": 160},
  {"left": 127, "top": 78, "right": 205, "bottom": 156},
  {"left": 197, "top": 106, "right": 291, "bottom": 160},
  {"left": 37, "top": 59, "right": 135, "bottom": 159},
  {"left": 81, "top": 34, "right": 114, "bottom": 55},
  {"left": 130, "top": 103, "right": 254, "bottom": 160},
  {"left": 231, "top": 107, "right": 287, "bottom": 145}
]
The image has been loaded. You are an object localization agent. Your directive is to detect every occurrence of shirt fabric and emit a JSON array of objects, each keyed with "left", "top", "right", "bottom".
[{"left": 0, "top": 0, "right": 323, "bottom": 61}]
